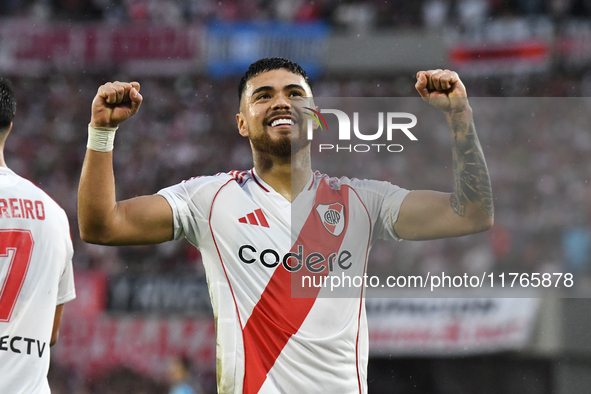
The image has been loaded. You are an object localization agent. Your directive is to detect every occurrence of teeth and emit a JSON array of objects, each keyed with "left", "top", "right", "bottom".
[{"left": 271, "top": 118, "right": 294, "bottom": 127}]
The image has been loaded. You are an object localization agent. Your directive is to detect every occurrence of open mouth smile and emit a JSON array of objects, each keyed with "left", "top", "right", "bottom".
[{"left": 268, "top": 117, "right": 296, "bottom": 127}]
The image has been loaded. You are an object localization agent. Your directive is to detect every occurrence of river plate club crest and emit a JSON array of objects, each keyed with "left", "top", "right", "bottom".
[{"left": 315, "top": 202, "right": 346, "bottom": 237}]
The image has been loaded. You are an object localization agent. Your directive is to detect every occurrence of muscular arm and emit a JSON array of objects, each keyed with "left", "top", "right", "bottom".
[
  {"left": 78, "top": 81, "right": 174, "bottom": 245},
  {"left": 78, "top": 150, "right": 173, "bottom": 245},
  {"left": 448, "top": 110, "right": 494, "bottom": 219},
  {"left": 394, "top": 70, "right": 493, "bottom": 241}
]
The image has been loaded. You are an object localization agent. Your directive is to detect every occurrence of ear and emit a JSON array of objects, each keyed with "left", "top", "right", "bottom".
[
  {"left": 305, "top": 104, "right": 320, "bottom": 131},
  {"left": 236, "top": 113, "right": 249, "bottom": 137},
  {"left": 314, "top": 105, "right": 320, "bottom": 130}
]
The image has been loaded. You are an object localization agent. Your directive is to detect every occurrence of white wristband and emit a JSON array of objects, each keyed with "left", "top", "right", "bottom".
[{"left": 87, "top": 124, "right": 118, "bottom": 152}]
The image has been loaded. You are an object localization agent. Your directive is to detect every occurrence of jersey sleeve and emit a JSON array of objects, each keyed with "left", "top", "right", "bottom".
[
  {"left": 157, "top": 175, "right": 229, "bottom": 248},
  {"left": 57, "top": 210, "right": 76, "bottom": 305},
  {"left": 157, "top": 182, "right": 195, "bottom": 242},
  {"left": 57, "top": 256, "right": 75, "bottom": 305},
  {"left": 350, "top": 179, "right": 410, "bottom": 243}
]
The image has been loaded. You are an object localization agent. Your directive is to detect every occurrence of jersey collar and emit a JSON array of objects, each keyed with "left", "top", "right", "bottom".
[
  {"left": 250, "top": 168, "right": 270, "bottom": 192},
  {"left": 250, "top": 168, "right": 316, "bottom": 194}
]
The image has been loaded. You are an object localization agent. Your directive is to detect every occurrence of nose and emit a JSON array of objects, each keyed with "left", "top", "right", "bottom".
[{"left": 272, "top": 93, "right": 291, "bottom": 110}]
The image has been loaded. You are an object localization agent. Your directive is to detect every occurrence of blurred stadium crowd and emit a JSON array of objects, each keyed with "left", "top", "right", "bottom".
[
  {"left": 4, "top": 71, "right": 590, "bottom": 283},
  {"left": 5, "top": 72, "right": 587, "bottom": 394},
  {"left": 3, "top": 0, "right": 591, "bottom": 28},
  {"left": 2, "top": 1, "right": 591, "bottom": 393}
]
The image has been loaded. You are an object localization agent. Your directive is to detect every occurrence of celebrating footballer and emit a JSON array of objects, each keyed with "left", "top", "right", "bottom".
[{"left": 78, "top": 58, "right": 493, "bottom": 394}]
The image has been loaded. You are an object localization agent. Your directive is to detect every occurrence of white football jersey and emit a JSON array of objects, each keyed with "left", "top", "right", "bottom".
[
  {"left": 158, "top": 169, "right": 409, "bottom": 394},
  {"left": 0, "top": 167, "right": 75, "bottom": 394}
]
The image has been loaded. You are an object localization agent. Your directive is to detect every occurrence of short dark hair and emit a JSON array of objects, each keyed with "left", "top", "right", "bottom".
[
  {"left": 0, "top": 77, "right": 16, "bottom": 130},
  {"left": 238, "top": 57, "right": 311, "bottom": 103}
]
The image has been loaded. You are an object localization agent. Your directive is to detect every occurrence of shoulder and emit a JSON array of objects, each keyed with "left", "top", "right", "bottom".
[
  {"left": 159, "top": 169, "right": 253, "bottom": 200},
  {"left": 3, "top": 173, "right": 71, "bottom": 234},
  {"left": 180, "top": 169, "right": 253, "bottom": 190},
  {"left": 312, "top": 170, "right": 402, "bottom": 194}
]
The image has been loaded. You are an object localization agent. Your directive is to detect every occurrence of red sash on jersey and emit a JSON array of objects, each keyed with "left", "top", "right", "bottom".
[{"left": 242, "top": 179, "right": 350, "bottom": 393}]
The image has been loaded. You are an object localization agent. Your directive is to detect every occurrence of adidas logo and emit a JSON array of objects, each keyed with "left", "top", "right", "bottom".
[{"left": 238, "top": 208, "right": 269, "bottom": 228}]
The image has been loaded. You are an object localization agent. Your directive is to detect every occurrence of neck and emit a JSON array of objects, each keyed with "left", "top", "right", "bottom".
[
  {"left": 0, "top": 146, "right": 5, "bottom": 167},
  {"left": 0, "top": 132, "right": 7, "bottom": 167},
  {"left": 253, "top": 148, "right": 311, "bottom": 202}
]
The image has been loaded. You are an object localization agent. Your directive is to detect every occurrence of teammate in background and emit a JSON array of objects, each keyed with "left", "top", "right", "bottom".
[
  {"left": 168, "top": 355, "right": 200, "bottom": 394},
  {"left": 78, "top": 58, "right": 493, "bottom": 393},
  {"left": 0, "top": 77, "right": 76, "bottom": 393}
]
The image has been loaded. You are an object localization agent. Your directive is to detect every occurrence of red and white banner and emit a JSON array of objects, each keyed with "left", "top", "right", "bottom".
[
  {"left": 0, "top": 22, "right": 204, "bottom": 75},
  {"left": 51, "top": 271, "right": 216, "bottom": 380},
  {"left": 366, "top": 298, "right": 540, "bottom": 356},
  {"left": 64, "top": 270, "right": 108, "bottom": 319},
  {"left": 52, "top": 315, "right": 216, "bottom": 380},
  {"left": 449, "top": 40, "right": 550, "bottom": 75},
  {"left": 52, "top": 272, "right": 540, "bottom": 379}
]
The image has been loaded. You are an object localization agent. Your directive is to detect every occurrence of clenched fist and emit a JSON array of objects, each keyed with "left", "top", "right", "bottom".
[
  {"left": 415, "top": 69, "right": 469, "bottom": 113},
  {"left": 90, "top": 81, "right": 143, "bottom": 128}
]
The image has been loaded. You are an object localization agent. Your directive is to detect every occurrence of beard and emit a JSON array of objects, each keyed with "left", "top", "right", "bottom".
[{"left": 249, "top": 123, "right": 311, "bottom": 158}]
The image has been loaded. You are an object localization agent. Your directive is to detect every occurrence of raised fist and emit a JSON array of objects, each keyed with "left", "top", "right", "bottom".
[
  {"left": 415, "top": 69, "right": 468, "bottom": 112},
  {"left": 90, "top": 81, "right": 142, "bottom": 128}
]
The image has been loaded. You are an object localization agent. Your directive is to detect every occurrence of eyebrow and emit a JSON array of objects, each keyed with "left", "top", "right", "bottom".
[
  {"left": 250, "top": 84, "right": 307, "bottom": 98},
  {"left": 284, "top": 84, "right": 306, "bottom": 92}
]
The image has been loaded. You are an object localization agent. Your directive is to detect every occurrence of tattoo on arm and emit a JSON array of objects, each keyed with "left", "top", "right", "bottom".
[{"left": 450, "top": 120, "right": 494, "bottom": 217}]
